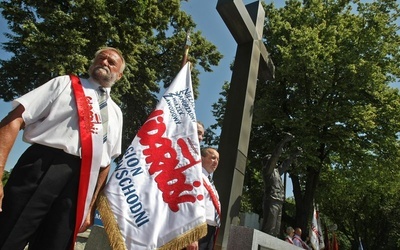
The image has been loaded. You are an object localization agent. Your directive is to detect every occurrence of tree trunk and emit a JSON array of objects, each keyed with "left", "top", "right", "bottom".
[{"left": 291, "top": 167, "right": 320, "bottom": 239}]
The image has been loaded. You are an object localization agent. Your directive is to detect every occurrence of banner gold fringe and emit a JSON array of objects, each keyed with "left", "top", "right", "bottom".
[
  {"left": 159, "top": 222, "right": 207, "bottom": 250},
  {"left": 97, "top": 192, "right": 207, "bottom": 250},
  {"left": 97, "top": 192, "right": 127, "bottom": 250}
]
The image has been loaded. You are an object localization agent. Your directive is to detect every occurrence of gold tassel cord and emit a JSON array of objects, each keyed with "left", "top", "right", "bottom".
[
  {"left": 97, "top": 192, "right": 128, "bottom": 250},
  {"left": 158, "top": 222, "right": 207, "bottom": 250},
  {"left": 97, "top": 191, "right": 207, "bottom": 250}
]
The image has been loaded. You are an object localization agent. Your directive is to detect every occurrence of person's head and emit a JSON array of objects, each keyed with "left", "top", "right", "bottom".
[
  {"left": 201, "top": 147, "right": 219, "bottom": 174},
  {"left": 197, "top": 121, "right": 205, "bottom": 142},
  {"left": 286, "top": 226, "right": 295, "bottom": 237},
  {"left": 89, "top": 47, "right": 125, "bottom": 88},
  {"left": 295, "top": 227, "right": 302, "bottom": 236}
]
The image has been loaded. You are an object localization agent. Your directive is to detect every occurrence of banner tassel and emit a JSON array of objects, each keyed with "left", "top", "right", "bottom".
[
  {"left": 98, "top": 190, "right": 207, "bottom": 250},
  {"left": 159, "top": 223, "right": 207, "bottom": 250},
  {"left": 97, "top": 192, "right": 127, "bottom": 250}
]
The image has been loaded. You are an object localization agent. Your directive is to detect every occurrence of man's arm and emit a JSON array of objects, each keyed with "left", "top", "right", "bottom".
[
  {"left": 263, "top": 133, "right": 295, "bottom": 176},
  {"left": 0, "top": 104, "right": 25, "bottom": 212},
  {"left": 78, "top": 164, "right": 110, "bottom": 232},
  {"left": 278, "top": 147, "right": 302, "bottom": 175}
]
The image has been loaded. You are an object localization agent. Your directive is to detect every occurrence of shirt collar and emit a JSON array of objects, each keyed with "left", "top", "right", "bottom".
[
  {"left": 88, "top": 77, "right": 111, "bottom": 97},
  {"left": 202, "top": 167, "right": 212, "bottom": 178}
]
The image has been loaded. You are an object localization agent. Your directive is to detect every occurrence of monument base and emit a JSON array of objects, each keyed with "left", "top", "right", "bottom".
[{"left": 227, "top": 225, "right": 301, "bottom": 250}]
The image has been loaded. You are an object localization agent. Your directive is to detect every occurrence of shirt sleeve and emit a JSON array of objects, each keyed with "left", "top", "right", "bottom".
[{"left": 12, "top": 75, "right": 71, "bottom": 125}]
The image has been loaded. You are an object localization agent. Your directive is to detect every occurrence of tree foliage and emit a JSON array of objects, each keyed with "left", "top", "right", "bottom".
[
  {"left": 1, "top": 169, "right": 10, "bottom": 185},
  {"left": 0, "top": 0, "right": 222, "bottom": 151},
  {"left": 211, "top": 0, "right": 400, "bottom": 247},
  {"left": 319, "top": 153, "right": 400, "bottom": 249}
]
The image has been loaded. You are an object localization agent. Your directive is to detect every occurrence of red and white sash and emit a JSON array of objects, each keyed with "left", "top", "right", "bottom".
[
  {"left": 70, "top": 75, "right": 103, "bottom": 245},
  {"left": 203, "top": 177, "right": 221, "bottom": 248},
  {"left": 202, "top": 178, "right": 221, "bottom": 219},
  {"left": 286, "top": 236, "right": 294, "bottom": 244}
]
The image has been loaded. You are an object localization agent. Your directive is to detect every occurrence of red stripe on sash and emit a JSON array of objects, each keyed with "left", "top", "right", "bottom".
[
  {"left": 203, "top": 178, "right": 221, "bottom": 248},
  {"left": 202, "top": 178, "right": 221, "bottom": 217},
  {"left": 70, "top": 74, "right": 93, "bottom": 249}
]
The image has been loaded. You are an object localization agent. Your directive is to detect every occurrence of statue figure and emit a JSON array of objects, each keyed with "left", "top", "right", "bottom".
[{"left": 261, "top": 133, "right": 302, "bottom": 237}]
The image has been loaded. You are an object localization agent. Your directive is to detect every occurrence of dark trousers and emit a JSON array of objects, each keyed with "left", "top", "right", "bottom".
[
  {"left": 198, "top": 224, "right": 217, "bottom": 250},
  {"left": 0, "top": 144, "right": 81, "bottom": 250}
]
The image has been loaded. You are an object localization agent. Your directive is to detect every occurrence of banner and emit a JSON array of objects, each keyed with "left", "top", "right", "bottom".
[
  {"left": 310, "top": 206, "right": 325, "bottom": 250},
  {"left": 101, "top": 62, "right": 207, "bottom": 249}
]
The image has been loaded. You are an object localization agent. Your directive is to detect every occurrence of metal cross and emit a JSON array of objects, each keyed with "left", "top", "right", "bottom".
[{"left": 213, "top": 0, "right": 275, "bottom": 249}]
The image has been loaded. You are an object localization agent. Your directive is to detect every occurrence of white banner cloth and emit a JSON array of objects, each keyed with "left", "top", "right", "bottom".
[
  {"left": 104, "top": 62, "right": 205, "bottom": 249},
  {"left": 310, "top": 206, "right": 325, "bottom": 250}
]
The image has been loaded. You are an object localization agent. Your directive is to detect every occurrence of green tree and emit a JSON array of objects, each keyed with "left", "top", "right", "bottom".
[
  {"left": 0, "top": 0, "right": 222, "bottom": 151},
  {"left": 211, "top": 0, "right": 400, "bottom": 247},
  {"left": 319, "top": 152, "right": 400, "bottom": 249},
  {"left": 1, "top": 169, "right": 10, "bottom": 185}
]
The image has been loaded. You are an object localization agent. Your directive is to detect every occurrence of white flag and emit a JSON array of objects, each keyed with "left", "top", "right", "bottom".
[
  {"left": 310, "top": 206, "right": 325, "bottom": 250},
  {"left": 102, "top": 62, "right": 206, "bottom": 249}
]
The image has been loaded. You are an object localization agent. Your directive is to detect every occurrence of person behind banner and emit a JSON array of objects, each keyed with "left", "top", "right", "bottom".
[
  {"left": 285, "top": 226, "right": 295, "bottom": 244},
  {"left": 293, "top": 227, "right": 312, "bottom": 250},
  {"left": 197, "top": 121, "right": 205, "bottom": 143},
  {"left": 0, "top": 47, "right": 125, "bottom": 250},
  {"left": 195, "top": 147, "right": 221, "bottom": 250},
  {"left": 185, "top": 121, "right": 206, "bottom": 250}
]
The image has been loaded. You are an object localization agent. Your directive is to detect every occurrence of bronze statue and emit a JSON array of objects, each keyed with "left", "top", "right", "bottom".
[{"left": 261, "top": 133, "right": 302, "bottom": 237}]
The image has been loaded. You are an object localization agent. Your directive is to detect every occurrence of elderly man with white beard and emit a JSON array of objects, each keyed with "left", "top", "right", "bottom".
[{"left": 0, "top": 47, "right": 125, "bottom": 250}]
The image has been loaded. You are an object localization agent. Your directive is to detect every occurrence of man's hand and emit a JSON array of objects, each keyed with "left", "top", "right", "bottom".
[
  {"left": 79, "top": 165, "right": 110, "bottom": 233},
  {"left": 78, "top": 209, "right": 95, "bottom": 233},
  {"left": 186, "top": 241, "right": 198, "bottom": 250}
]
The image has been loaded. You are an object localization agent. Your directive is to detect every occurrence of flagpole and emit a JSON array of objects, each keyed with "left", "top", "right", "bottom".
[{"left": 181, "top": 30, "right": 191, "bottom": 68}]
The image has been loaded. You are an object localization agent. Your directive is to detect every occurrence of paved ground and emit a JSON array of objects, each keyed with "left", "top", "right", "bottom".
[{"left": 75, "top": 230, "right": 91, "bottom": 250}]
